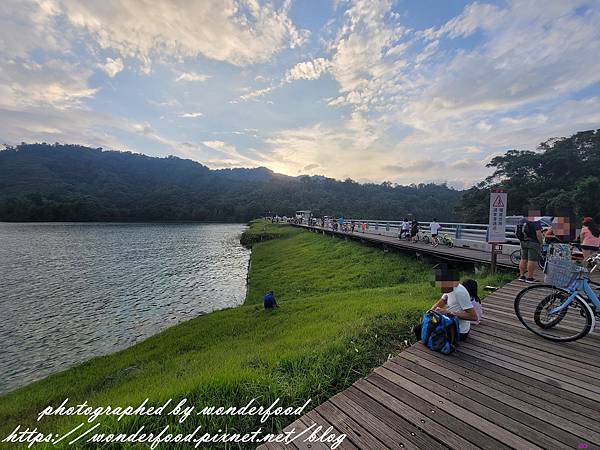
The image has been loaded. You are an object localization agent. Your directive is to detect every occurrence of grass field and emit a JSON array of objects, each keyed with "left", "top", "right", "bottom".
[{"left": 0, "top": 220, "right": 512, "bottom": 449}]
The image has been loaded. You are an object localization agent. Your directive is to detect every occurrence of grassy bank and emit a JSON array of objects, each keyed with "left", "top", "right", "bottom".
[{"left": 0, "top": 220, "right": 511, "bottom": 449}]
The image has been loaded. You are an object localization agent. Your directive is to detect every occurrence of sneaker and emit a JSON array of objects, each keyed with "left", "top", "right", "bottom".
[
  {"left": 518, "top": 275, "right": 526, "bottom": 282},
  {"left": 525, "top": 278, "right": 538, "bottom": 283}
]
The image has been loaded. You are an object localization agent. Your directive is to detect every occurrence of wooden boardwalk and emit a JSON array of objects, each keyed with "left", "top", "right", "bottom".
[
  {"left": 258, "top": 281, "right": 600, "bottom": 450},
  {"left": 294, "top": 224, "right": 517, "bottom": 268}
]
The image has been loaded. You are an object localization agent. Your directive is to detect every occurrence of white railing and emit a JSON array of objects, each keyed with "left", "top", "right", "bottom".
[{"left": 304, "top": 218, "right": 520, "bottom": 254}]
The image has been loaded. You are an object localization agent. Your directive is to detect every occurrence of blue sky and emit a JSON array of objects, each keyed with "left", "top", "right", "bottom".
[{"left": 1, "top": 0, "right": 600, "bottom": 188}]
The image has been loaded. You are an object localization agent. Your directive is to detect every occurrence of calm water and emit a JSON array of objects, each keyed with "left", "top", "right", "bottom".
[{"left": 0, "top": 223, "right": 250, "bottom": 394}]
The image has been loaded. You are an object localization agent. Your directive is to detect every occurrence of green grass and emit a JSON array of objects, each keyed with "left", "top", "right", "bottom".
[{"left": 0, "top": 220, "right": 512, "bottom": 449}]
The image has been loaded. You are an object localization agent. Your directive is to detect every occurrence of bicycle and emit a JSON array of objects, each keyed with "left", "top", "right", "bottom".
[
  {"left": 509, "top": 244, "right": 548, "bottom": 269},
  {"left": 421, "top": 232, "right": 454, "bottom": 247},
  {"left": 438, "top": 233, "right": 454, "bottom": 248},
  {"left": 514, "top": 249, "right": 600, "bottom": 342}
]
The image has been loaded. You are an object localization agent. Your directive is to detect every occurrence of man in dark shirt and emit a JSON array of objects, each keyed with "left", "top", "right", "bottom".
[{"left": 518, "top": 218, "right": 543, "bottom": 283}]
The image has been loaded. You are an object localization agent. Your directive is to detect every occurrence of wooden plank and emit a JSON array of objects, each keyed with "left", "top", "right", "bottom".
[
  {"left": 370, "top": 369, "right": 543, "bottom": 450},
  {"left": 457, "top": 345, "right": 600, "bottom": 402},
  {"left": 317, "top": 398, "right": 389, "bottom": 450},
  {"left": 365, "top": 373, "right": 511, "bottom": 450},
  {"left": 408, "top": 345, "right": 600, "bottom": 424},
  {"left": 306, "top": 409, "right": 361, "bottom": 450},
  {"left": 333, "top": 391, "right": 421, "bottom": 450},
  {"left": 355, "top": 377, "right": 479, "bottom": 450},
  {"left": 459, "top": 341, "right": 600, "bottom": 396},
  {"left": 396, "top": 350, "right": 600, "bottom": 445},
  {"left": 469, "top": 318, "right": 600, "bottom": 361},
  {"left": 464, "top": 333, "right": 600, "bottom": 383},
  {"left": 385, "top": 358, "right": 577, "bottom": 449},
  {"left": 343, "top": 386, "right": 448, "bottom": 450}
]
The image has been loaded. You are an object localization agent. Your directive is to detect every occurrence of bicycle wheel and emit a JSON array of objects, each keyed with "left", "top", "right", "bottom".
[
  {"left": 514, "top": 284, "right": 595, "bottom": 342},
  {"left": 510, "top": 249, "right": 521, "bottom": 265},
  {"left": 422, "top": 235, "right": 430, "bottom": 244},
  {"left": 538, "top": 255, "right": 546, "bottom": 270}
]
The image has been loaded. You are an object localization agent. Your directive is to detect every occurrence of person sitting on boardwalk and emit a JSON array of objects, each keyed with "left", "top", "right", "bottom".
[
  {"left": 461, "top": 279, "right": 482, "bottom": 326},
  {"left": 414, "top": 264, "right": 478, "bottom": 342},
  {"left": 263, "top": 291, "right": 279, "bottom": 309}
]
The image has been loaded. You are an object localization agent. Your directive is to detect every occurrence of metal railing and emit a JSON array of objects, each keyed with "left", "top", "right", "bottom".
[{"left": 304, "top": 218, "right": 521, "bottom": 253}]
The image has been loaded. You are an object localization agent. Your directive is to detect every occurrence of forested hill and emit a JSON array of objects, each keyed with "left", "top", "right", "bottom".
[{"left": 0, "top": 143, "right": 463, "bottom": 222}]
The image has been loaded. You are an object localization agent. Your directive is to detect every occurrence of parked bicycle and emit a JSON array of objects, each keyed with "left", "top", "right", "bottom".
[
  {"left": 514, "top": 247, "right": 600, "bottom": 342},
  {"left": 510, "top": 243, "right": 548, "bottom": 269}
]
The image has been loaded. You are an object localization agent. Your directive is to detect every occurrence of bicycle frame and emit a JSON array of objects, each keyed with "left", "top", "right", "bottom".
[{"left": 548, "top": 276, "right": 600, "bottom": 316}]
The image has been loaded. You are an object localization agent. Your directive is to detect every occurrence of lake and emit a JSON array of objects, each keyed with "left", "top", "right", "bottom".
[{"left": 0, "top": 222, "right": 250, "bottom": 394}]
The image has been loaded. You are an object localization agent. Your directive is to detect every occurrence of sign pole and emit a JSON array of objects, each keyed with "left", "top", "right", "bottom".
[{"left": 487, "top": 189, "right": 507, "bottom": 274}]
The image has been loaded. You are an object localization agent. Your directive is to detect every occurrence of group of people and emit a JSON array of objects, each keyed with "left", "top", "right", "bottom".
[
  {"left": 518, "top": 215, "right": 600, "bottom": 283},
  {"left": 397, "top": 218, "right": 422, "bottom": 243}
]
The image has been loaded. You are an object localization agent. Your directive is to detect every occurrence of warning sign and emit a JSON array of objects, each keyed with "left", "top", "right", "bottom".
[{"left": 488, "top": 190, "right": 507, "bottom": 243}]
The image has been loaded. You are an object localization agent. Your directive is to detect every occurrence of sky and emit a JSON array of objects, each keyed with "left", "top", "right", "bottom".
[{"left": 1, "top": 0, "right": 600, "bottom": 188}]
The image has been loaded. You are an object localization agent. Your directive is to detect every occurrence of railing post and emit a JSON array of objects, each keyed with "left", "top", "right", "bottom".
[{"left": 456, "top": 225, "right": 461, "bottom": 239}]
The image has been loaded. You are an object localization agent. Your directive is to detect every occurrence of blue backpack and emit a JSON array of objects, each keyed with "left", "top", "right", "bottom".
[{"left": 421, "top": 311, "right": 460, "bottom": 354}]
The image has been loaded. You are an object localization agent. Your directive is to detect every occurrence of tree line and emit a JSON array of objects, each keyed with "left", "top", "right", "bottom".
[{"left": 0, "top": 143, "right": 462, "bottom": 222}]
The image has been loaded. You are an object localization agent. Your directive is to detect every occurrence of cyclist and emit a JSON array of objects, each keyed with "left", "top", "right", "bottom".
[{"left": 430, "top": 218, "right": 441, "bottom": 247}]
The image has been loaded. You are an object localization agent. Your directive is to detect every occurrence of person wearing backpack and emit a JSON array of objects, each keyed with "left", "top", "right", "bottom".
[{"left": 516, "top": 217, "right": 543, "bottom": 283}]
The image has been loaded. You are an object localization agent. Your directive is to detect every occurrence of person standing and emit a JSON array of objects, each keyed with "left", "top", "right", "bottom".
[
  {"left": 430, "top": 218, "right": 441, "bottom": 247},
  {"left": 579, "top": 217, "right": 600, "bottom": 259},
  {"left": 517, "top": 217, "right": 543, "bottom": 283},
  {"left": 410, "top": 219, "right": 420, "bottom": 242}
]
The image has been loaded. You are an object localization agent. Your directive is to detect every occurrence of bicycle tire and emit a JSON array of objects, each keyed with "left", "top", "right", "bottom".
[
  {"left": 514, "top": 284, "right": 595, "bottom": 342},
  {"left": 446, "top": 241, "right": 454, "bottom": 248},
  {"left": 422, "top": 235, "right": 430, "bottom": 244},
  {"left": 538, "top": 256, "right": 546, "bottom": 270},
  {"left": 510, "top": 249, "right": 521, "bottom": 265}
]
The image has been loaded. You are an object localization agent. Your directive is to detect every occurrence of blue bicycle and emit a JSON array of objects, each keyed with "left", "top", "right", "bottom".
[{"left": 514, "top": 253, "right": 600, "bottom": 342}]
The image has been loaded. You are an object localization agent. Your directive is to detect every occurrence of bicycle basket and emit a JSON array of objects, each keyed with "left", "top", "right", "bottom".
[{"left": 544, "top": 259, "right": 587, "bottom": 288}]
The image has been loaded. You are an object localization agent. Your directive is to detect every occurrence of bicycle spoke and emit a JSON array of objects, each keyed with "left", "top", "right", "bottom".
[{"left": 514, "top": 285, "right": 593, "bottom": 342}]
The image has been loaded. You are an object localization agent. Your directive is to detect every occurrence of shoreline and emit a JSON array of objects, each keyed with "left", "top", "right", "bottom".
[
  {"left": 0, "top": 223, "right": 250, "bottom": 396},
  {"left": 0, "top": 220, "right": 510, "bottom": 449}
]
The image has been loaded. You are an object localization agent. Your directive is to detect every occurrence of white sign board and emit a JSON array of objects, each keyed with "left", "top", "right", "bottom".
[{"left": 488, "top": 191, "right": 507, "bottom": 243}]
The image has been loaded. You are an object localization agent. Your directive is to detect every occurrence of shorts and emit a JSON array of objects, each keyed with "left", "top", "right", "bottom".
[
  {"left": 520, "top": 240, "right": 541, "bottom": 261},
  {"left": 431, "top": 233, "right": 438, "bottom": 237}
]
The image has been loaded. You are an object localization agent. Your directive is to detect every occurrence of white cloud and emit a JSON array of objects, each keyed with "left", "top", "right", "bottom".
[
  {"left": 52, "top": 0, "right": 308, "bottom": 68},
  {"left": 0, "top": 60, "right": 98, "bottom": 110},
  {"left": 178, "top": 112, "right": 203, "bottom": 118},
  {"left": 99, "top": 57, "right": 124, "bottom": 77},
  {"left": 284, "top": 58, "right": 329, "bottom": 82},
  {"left": 176, "top": 72, "right": 210, "bottom": 82}
]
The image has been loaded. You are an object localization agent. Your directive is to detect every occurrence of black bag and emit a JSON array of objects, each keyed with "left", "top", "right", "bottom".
[{"left": 516, "top": 221, "right": 536, "bottom": 241}]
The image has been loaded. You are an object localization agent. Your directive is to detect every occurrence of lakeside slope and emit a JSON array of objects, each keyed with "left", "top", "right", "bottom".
[{"left": 0, "top": 221, "right": 509, "bottom": 448}]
